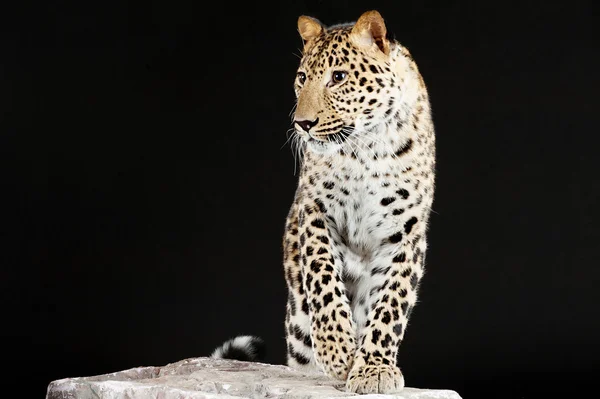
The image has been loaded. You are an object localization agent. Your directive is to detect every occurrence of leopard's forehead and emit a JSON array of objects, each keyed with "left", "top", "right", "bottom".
[{"left": 301, "top": 26, "right": 359, "bottom": 73}]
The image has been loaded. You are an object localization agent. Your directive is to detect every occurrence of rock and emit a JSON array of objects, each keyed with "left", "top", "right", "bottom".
[{"left": 46, "top": 357, "right": 461, "bottom": 399}]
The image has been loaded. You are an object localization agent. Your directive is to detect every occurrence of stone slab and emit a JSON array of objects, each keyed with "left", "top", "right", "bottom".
[{"left": 46, "top": 357, "right": 461, "bottom": 399}]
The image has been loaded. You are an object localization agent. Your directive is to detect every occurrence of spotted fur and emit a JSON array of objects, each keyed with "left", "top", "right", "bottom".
[{"left": 282, "top": 11, "right": 436, "bottom": 394}]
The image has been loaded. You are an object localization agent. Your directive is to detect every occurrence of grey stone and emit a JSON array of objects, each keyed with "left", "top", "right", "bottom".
[{"left": 46, "top": 357, "right": 462, "bottom": 399}]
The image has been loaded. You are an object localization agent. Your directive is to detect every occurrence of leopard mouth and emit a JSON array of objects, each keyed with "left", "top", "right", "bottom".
[
  {"left": 307, "top": 125, "right": 355, "bottom": 144},
  {"left": 326, "top": 129, "right": 353, "bottom": 143}
]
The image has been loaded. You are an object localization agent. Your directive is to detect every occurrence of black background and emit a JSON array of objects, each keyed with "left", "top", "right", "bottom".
[{"left": 3, "top": 1, "right": 599, "bottom": 398}]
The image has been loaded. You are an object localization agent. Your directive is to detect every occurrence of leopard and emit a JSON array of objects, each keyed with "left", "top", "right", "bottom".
[{"left": 212, "top": 10, "right": 436, "bottom": 395}]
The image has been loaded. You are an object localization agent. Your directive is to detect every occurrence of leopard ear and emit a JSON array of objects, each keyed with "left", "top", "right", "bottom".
[
  {"left": 298, "top": 15, "right": 324, "bottom": 45},
  {"left": 350, "top": 10, "right": 390, "bottom": 55}
]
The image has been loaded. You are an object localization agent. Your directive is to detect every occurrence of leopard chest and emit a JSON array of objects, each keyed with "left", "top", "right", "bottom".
[{"left": 303, "top": 155, "right": 418, "bottom": 259}]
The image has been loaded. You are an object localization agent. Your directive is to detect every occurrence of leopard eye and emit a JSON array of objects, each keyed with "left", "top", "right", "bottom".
[
  {"left": 332, "top": 71, "right": 347, "bottom": 84},
  {"left": 297, "top": 72, "right": 307, "bottom": 85}
]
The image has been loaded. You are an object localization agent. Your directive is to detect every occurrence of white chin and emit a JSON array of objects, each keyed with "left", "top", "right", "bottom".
[{"left": 307, "top": 138, "right": 337, "bottom": 154}]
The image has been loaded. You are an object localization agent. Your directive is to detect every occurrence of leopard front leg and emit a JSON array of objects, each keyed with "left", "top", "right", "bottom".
[
  {"left": 346, "top": 232, "right": 426, "bottom": 394},
  {"left": 298, "top": 201, "right": 357, "bottom": 381},
  {"left": 283, "top": 203, "right": 319, "bottom": 372}
]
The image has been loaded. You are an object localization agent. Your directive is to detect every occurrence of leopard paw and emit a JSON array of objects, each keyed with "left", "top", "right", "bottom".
[{"left": 345, "top": 364, "right": 404, "bottom": 394}]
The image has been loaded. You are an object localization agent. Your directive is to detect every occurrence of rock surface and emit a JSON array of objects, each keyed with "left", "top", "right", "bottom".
[{"left": 46, "top": 357, "right": 461, "bottom": 399}]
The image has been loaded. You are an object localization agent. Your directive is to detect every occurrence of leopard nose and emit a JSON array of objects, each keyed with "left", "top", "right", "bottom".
[{"left": 295, "top": 117, "right": 319, "bottom": 132}]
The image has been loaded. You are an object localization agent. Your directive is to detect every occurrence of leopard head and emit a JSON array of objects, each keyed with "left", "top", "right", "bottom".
[{"left": 292, "top": 11, "right": 422, "bottom": 154}]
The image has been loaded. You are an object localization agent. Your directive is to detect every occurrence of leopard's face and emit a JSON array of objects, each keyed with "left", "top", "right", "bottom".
[{"left": 292, "top": 16, "right": 411, "bottom": 154}]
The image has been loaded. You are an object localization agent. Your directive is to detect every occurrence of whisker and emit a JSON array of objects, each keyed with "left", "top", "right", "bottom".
[
  {"left": 350, "top": 131, "right": 378, "bottom": 160},
  {"left": 289, "top": 102, "right": 298, "bottom": 121},
  {"left": 292, "top": 136, "right": 306, "bottom": 176},
  {"left": 345, "top": 135, "right": 365, "bottom": 161},
  {"left": 294, "top": 48, "right": 304, "bottom": 59},
  {"left": 280, "top": 127, "right": 296, "bottom": 150},
  {"left": 292, "top": 135, "right": 300, "bottom": 175},
  {"left": 347, "top": 128, "right": 363, "bottom": 160}
]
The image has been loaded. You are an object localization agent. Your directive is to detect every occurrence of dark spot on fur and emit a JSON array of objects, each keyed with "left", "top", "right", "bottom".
[
  {"left": 393, "top": 253, "right": 406, "bottom": 263},
  {"left": 401, "top": 301, "right": 409, "bottom": 315},
  {"left": 393, "top": 324, "right": 403, "bottom": 336},
  {"left": 404, "top": 217, "right": 418, "bottom": 234},
  {"left": 323, "top": 293, "right": 333, "bottom": 307},
  {"left": 314, "top": 198, "right": 327, "bottom": 213},
  {"left": 310, "top": 260, "right": 322, "bottom": 273},
  {"left": 389, "top": 232, "right": 403, "bottom": 243},
  {"left": 371, "top": 329, "right": 382, "bottom": 344},
  {"left": 381, "top": 311, "right": 391, "bottom": 324},
  {"left": 381, "top": 333, "right": 392, "bottom": 348},
  {"left": 395, "top": 138, "right": 413, "bottom": 157},
  {"left": 396, "top": 189, "right": 409, "bottom": 199},
  {"left": 410, "top": 273, "right": 419, "bottom": 289},
  {"left": 311, "top": 219, "right": 325, "bottom": 229},
  {"left": 301, "top": 298, "right": 309, "bottom": 314},
  {"left": 380, "top": 197, "right": 396, "bottom": 206}
]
